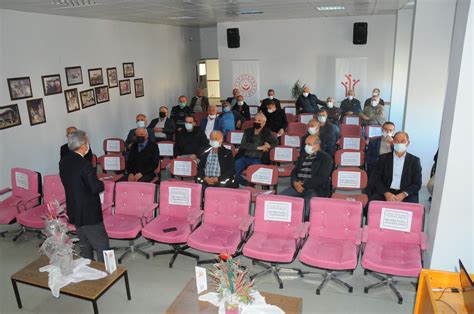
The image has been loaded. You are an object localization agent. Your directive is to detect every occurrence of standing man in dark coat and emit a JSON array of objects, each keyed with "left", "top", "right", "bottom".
[{"left": 60, "top": 126, "right": 93, "bottom": 163}]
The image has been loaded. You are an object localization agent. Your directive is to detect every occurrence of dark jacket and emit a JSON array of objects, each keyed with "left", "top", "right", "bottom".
[
  {"left": 148, "top": 117, "right": 176, "bottom": 141},
  {"left": 365, "top": 137, "right": 393, "bottom": 170},
  {"left": 197, "top": 146, "right": 236, "bottom": 184},
  {"left": 175, "top": 127, "right": 209, "bottom": 156},
  {"left": 190, "top": 96, "right": 210, "bottom": 112},
  {"left": 291, "top": 150, "right": 333, "bottom": 197},
  {"left": 340, "top": 98, "right": 362, "bottom": 117},
  {"left": 59, "top": 152, "right": 104, "bottom": 227},
  {"left": 125, "top": 128, "right": 155, "bottom": 149},
  {"left": 295, "top": 93, "right": 326, "bottom": 114},
  {"left": 259, "top": 98, "right": 282, "bottom": 113},
  {"left": 232, "top": 102, "right": 251, "bottom": 120},
  {"left": 170, "top": 105, "right": 194, "bottom": 128},
  {"left": 60, "top": 143, "right": 93, "bottom": 163},
  {"left": 238, "top": 127, "right": 278, "bottom": 161},
  {"left": 373, "top": 152, "right": 422, "bottom": 198},
  {"left": 226, "top": 96, "right": 239, "bottom": 106},
  {"left": 126, "top": 140, "right": 160, "bottom": 180},
  {"left": 364, "top": 97, "right": 385, "bottom": 108},
  {"left": 263, "top": 109, "right": 288, "bottom": 133},
  {"left": 319, "top": 122, "right": 338, "bottom": 157},
  {"left": 199, "top": 116, "right": 224, "bottom": 135}
]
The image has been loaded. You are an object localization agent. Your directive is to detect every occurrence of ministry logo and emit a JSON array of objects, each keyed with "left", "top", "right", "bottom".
[{"left": 233, "top": 74, "right": 257, "bottom": 97}]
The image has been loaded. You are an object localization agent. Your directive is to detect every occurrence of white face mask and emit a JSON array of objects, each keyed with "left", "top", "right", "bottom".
[
  {"left": 268, "top": 95, "right": 274, "bottom": 100},
  {"left": 208, "top": 114, "right": 216, "bottom": 120},
  {"left": 317, "top": 115, "right": 327, "bottom": 123},
  {"left": 210, "top": 140, "right": 220, "bottom": 148},
  {"left": 302, "top": 92, "right": 309, "bottom": 97},
  {"left": 304, "top": 145, "right": 314, "bottom": 155},
  {"left": 373, "top": 91, "right": 379, "bottom": 96},
  {"left": 136, "top": 120, "right": 146, "bottom": 128},
  {"left": 327, "top": 102, "right": 334, "bottom": 108},
  {"left": 371, "top": 100, "right": 378, "bottom": 107},
  {"left": 267, "top": 108, "right": 275, "bottom": 114},
  {"left": 394, "top": 143, "right": 407, "bottom": 153},
  {"left": 348, "top": 95, "right": 354, "bottom": 100},
  {"left": 238, "top": 101, "right": 244, "bottom": 106},
  {"left": 185, "top": 123, "right": 193, "bottom": 131},
  {"left": 382, "top": 131, "right": 393, "bottom": 138},
  {"left": 308, "top": 127, "right": 318, "bottom": 135}
]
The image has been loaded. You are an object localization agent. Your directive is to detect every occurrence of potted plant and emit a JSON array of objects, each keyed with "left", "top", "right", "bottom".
[{"left": 291, "top": 80, "right": 306, "bottom": 100}]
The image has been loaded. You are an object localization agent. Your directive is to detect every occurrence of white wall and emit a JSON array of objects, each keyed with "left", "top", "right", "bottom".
[
  {"left": 199, "top": 27, "right": 218, "bottom": 59},
  {"left": 217, "top": 15, "right": 396, "bottom": 102},
  {"left": 0, "top": 9, "right": 200, "bottom": 186}
]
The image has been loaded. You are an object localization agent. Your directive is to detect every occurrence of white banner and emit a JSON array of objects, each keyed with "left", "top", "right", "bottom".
[
  {"left": 335, "top": 58, "right": 367, "bottom": 102},
  {"left": 232, "top": 60, "right": 260, "bottom": 106}
]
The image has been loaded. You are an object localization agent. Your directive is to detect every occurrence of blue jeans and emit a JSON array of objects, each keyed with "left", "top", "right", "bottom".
[
  {"left": 280, "top": 186, "right": 317, "bottom": 221},
  {"left": 235, "top": 156, "right": 262, "bottom": 185}
]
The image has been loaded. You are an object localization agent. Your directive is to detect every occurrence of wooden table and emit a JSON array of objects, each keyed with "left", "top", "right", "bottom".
[
  {"left": 11, "top": 256, "right": 131, "bottom": 314},
  {"left": 166, "top": 279, "right": 303, "bottom": 314}
]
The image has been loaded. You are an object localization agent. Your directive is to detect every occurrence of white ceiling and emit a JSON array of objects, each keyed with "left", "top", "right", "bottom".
[{"left": 0, "top": 0, "right": 411, "bottom": 27}]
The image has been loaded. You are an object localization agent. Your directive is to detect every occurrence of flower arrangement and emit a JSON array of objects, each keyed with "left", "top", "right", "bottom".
[
  {"left": 291, "top": 80, "right": 306, "bottom": 99},
  {"left": 209, "top": 252, "right": 254, "bottom": 312}
]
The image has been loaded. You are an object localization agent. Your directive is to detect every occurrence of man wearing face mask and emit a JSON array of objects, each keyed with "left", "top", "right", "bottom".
[
  {"left": 259, "top": 89, "right": 281, "bottom": 113},
  {"left": 235, "top": 113, "right": 278, "bottom": 186},
  {"left": 281, "top": 134, "right": 333, "bottom": 221},
  {"left": 199, "top": 104, "right": 223, "bottom": 140},
  {"left": 263, "top": 100, "right": 287, "bottom": 136},
  {"left": 365, "top": 121, "right": 395, "bottom": 175},
  {"left": 300, "top": 119, "right": 320, "bottom": 153},
  {"left": 295, "top": 86, "right": 327, "bottom": 114},
  {"left": 126, "top": 128, "right": 160, "bottom": 182},
  {"left": 316, "top": 108, "right": 338, "bottom": 157},
  {"left": 190, "top": 88, "right": 210, "bottom": 113},
  {"left": 59, "top": 130, "right": 109, "bottom": 262},
  {"left": 364, "top": 88, "right": 385, "bottom": 108},
  {"left": 171, "top": 95, "right": 194, "bottom": 131},
  {"left": 60, "top": 126, "right": 93, "bottom": 163},
  {"left": 196, "top": 131, "right": 237, "bottom": 189},
  {"left": 219, "top": 101, "right": 244, "bottom": 137},
  {"left": 340, "top": 89, "right": 362, "bottom": 119},
  {"left": 370, "top": 131, "right": 422, "bottom": 203},
  {"left": 226, "top": 88, "right": 241, "bottom": 107},
  {"left": 321, "top": 96, "right": 341, "bottom": 126},
  {"left": 360, "top": 95, "right": 386, "bottom": 126},
  {"left": 175, "top": 115, "right": 209, "bottom": 160},
  {"left": 232, "top": 95, "right": 251, "bottom": 120},
  {"left": 148, "top": 106, "right": 176, "bottom": 142},
  {"left": 125, "top": 114, "right": 155, "bottom": 151}
]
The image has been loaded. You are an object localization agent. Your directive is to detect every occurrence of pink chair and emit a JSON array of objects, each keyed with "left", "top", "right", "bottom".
[
  {"left": 194, "top": 112, "right": 208, "bottom": 125},
  {"left": 243, "top": 194, "right": 308, "bottom": 289},
  {"left": 281, "top": 134, "right": 301, "bottom": 148},
  {"left": 365, "top": 125, "right": 383, "bottom": 139},
  {"left": 342, "top": 115, "right": 362, "bottom": 126},
  {"left": 269, "top": 146, "right": 299, "bottom": 177},
  {"left": 340, "top": 125, "right": 362, "bottom": 137},
  {"left": 299, "top": 198, "right": 363, "bottom": 295},
  {"left": 104, "top": 182, "right": 157, "bottom": 263},
  {"left": 15, "top": 175, "right": 65, "bottom": 241},
  {"left": 97, "top": 153, "right": 125, "bottom": 182},
  {"left": 243, "top": 165, "right": 279, "bottom": 202},
  {"left": 158, "top": 141, "right": 175, "bottom": 170},
  {"left": 240, "top": 119, "right": 255, "bottom": 131},
  {"left": 337, "top": 136, "right": 366, "bottom": 151},
  {"left": 187, "top": 188, "right": 253, "bottom": 264},
  {"left": 226, "top": 130, "right": 244, "bottom": 146},
  {"left": 287, "top": 122, "right": 308, "bottom": 137},
  {"left": 103, "top": 138, "right": 125, "bottom": 154},
  {"left": 141, "top": 181, "right": 203, "bottom": 268},
  {"left": 334, "top": 149, "right": 365, "bottom": 168},
  {"left": 362, "top": 201, "right": 426, "bottom": 304},
  {"left": 285, "top": 113, "right": 297, "bottom": 123},
  {"left": 331, "top": 168, "right": 368, "bottom": 207},
  {"left": 0, "top": 168, "right": 41, "bottom": 237},
  {"left": 170, "top": 157, "right": 198, "bottom": 180},
  {"left": 297, "top": 113, "right": 314, "bottom": 124}
]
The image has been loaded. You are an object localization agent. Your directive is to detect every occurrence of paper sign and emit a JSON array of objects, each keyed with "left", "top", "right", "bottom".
[
  {"left": 15, "top": 172, "right": 29, "bottom": 190},
  {"left": 104, "top": 157, "right": 121, "bottom": 171},
  {"left": 169, "top": 187, "right": 192, "bottom": 206},
  {"left": 251, "top": 168, "right": 273, "bottom": 185},
  {"left": 103, "top": 250, "right": 117, "bottom": 274},
  {"left": 216, "top": 105, "right": 222, "bottom": 113},
  {"left": 368, "top": 126, "right": 382, "bottom": 138},
  {"left": 106, "top": 140, "right": 121, "bottom": 152},
  {"left": 345, "top": 116, "right": 360, "bottom": 125},
  {"left": 158, "top": 143, "right": 174, "bottom": 157},
  {"left": 283, "top": 135, "right": 300, "bottom": 148},
  {"left": 337, "top": 171, "right": 361, "bottom": 188},
  {"left": 264, "top": 201, "right": 292, "bottom": 222},
  {"left": 284, "top": 107, "right": 296, "bottom": 115},
  {"left": 99, "top": 192, "right": 105, "bottom": 203},
  {"left": 274, "top": 147, "right": 293, "bottom": 162},
  {"left": 341, "top": 152, "right": 361, "bottom": 166},
  {"left": 195, "top": 266, "right": 208, "bottom": 294},
  {"left": 299, "top": 114, "right": 313, "bottom": 124},
  {"left": 380, "top": 208, "right": 413, "bottom": 232},
  {"left": 230, "top": 132, "right": 243, "bottom": 144},
  {"left": 343, "top": 137, "right": 361, "bottom": 150},
  {"left": 173, "top": 160, "right": 192, "bottom": 176},
  {"left": 249, "top": 106, "right": 259, "bottom": 115}
]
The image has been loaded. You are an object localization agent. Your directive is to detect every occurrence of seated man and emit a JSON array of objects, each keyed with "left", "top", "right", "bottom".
[
  {"left": 365, "top": 121, "right": 395, "bottom": 175},
  {"left": 295, "top": 86, "right": 326, "bottom": 114},
  {"left": 259, "top": 89, "right": 281, "bottom": 113},
  {"left": 322, "top": 96, "right": 341, "bottom": 126},
  {"left": 219, "top": 101, "right": 244, "bottom": 137},
  {"left": 199, "top": 104, "right": 223, "bottom": 139},
  {"left": 235, "top": 113, "right": 278, "bottom": 186},
  {"left": 360, "top": 95, "right": 386, "bottom": 126},
  {"left": 364, "top": 88, "right": 385, "bottom": 107},
  {"left": 170, "top": 95, "right": 194, "bottom": 131},
  {"left": 148, "top": 106, "right": 176, "bottom": 142},
  {"left": 317, "top": 108, "right": 338, "bottom": 157},
  {"left": 340, "top": 89, "right": 362, "bottom": 119},
  {"left": 281, "top": 135, "right": 333, "bottom": 221},
  {"left": 175, "top": 115, "right": 209, "bottom": 160},
  {"left": 370, "top": 131, "right": 422, "bottom": 203},
  {"left": 126, "top": 128, "right": 160, "bottom": 182},
  {"left": 232, "top": 95, "right": 251, "bottom": 120},
  {"left": 263, "top": 100, "right": 287, "bottom": 136},
  {"left": 125, "top": 114, "right": 155, "bottom": 151},
  {"left": 196, "top": 131, "right": 237, "bottom": 189},
  {"left": 301, "top": 118, "right": 320, "bottom": 150},
  {"left": 60, "top": 126, "right": 93, "bottom": 163},
  {"left": 226, "top": 88, "right": 241, "bottom": 107},
  {"left": 190, "top": 88, "right": 209, "bottom": 113}
]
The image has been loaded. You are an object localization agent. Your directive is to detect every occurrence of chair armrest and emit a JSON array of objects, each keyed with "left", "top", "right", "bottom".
[
  {"left": 101, "top": 202, "right": 114, "bottom": 215},
  {"left": 239, "top": 216, "right": 255, "bottom": 232},
  {"left": 140, "top": 203, "right": 158, "bottom": 226},
  {"left": 16, "top": 193, "right": 41, "bottom": 213},
  {"left": 292, "top": 222, "right": 310, "bottom": 239},
  {"left": 355, "top": 227, "right": 363, "bottom": 245},
  {"left": 0, "top": 188, "right": 12, "bottom": 195},
  {"left": 362, "top": 225, "right": 369, "bottom": 243},
  {"left": 187, "top": 209, "right": 203, "bottom": 225},
  {"left": 420, "top": 232, "right": 427, "bottom": 251}
]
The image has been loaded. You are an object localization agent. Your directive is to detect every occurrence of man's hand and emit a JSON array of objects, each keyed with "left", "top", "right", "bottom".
[
  {"left": 385, "top": 135, "right": 394, "bottom": 144},
  {"left": 384, "top": 191, "right": 397, "bottom": 202},
  {"left": 128, "top": 174, "right": 136, "bottom": 182},
  {"left": 394, "top": 192, "right": 406, "bottom": 202},
  {"left": 293, "top": 181, "right": 304, "bottom": 193},
  {"left": 135, "top": 173, "right": 143, "bottom": 181},
  {"left": 154, "top": 127, "right": 163, "bottom": 132},
  {"left": 190, "top": 154, "right": 197, "bottom": 160},
  {"left": 347, "top": 111, "right": 353, "bottom": 115},
  {"left": 204, "top": 177, "right": 212, "bottom": 184},
  {"left": 278, "top": 129, "right": 284, "bottom": 136},
  {"left": 236, "top": 120, "right": 242, "bottom": 129}
]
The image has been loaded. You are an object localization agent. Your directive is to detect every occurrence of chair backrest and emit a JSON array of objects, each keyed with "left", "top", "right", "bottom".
[
  {"left": 342, "top": 115, "right": 362, "bottom": 126},
  {"left": 287, "top": 122, "right": 308, "bottom": 137},
  {"left": 226, "top": 130, "right": 244, "bottom": 145},
  {"left": 281, "top": 134, "right": 301, "bottom": 148},
  {"left": 222, "top": 143, "right": 237, "bottom": 156},
  {"left": 270, "top": 146, "right": 299, "bottom": 163},
  {"left": 43, "top": 175, "right": 65, "bottom": 204},
  {"left": 253, "top": 194, "right": 304, "bottom": 237},
  {"left": 249, "top": 106, "right": 259, "bottom": 117},
  {"left": 284, "top": 106, "right": 297, "bottom": 115},
  {"left": 285, "top": 113, "right": 296, "bottom": 123},
  {"left": 98, "top": 153, "right": 125, "bottom": 172},
  {"left": 365, "top": 125, "right": 383, "bottom": 139},
  {"left": 159, "top": 180, "right": 202, "bottom": 218},
  {"left": 246, "top": 164, "right": 279, "bottom": 186},
  {"left": 338, "top": 136, "right": 366, "bottom": 151},
  {"left": 331, "top": 168, "right": 368, "bottom": 190},
  {"left": 10, "top": 168, "right": 40, "bottom": 198},
  {"left": 114, "top": 182, "right": 156, "bottom": 217},
  {"left": 366, "top": 201, "right": 424, "bottom": 245},
  {"left": 309, "top": 197, "right": 362, "bottom": 241},
  {"left": 157, "top": 141, "right": 175, "bottom": 157},
  {"left": 103, "top": 138, "right": 125, "bottom": 153},
  {"left": 91, "top": 154, "right": 98, "bottom": 168},
  {"left": 195, "top": 112, "right": 208, "bottom": 124},
  {"left": 241, "top": 120, "right": 255, "bottom": 131},
  {"left": 340, "top": 125, "right": 362, "bottom": 137},
  {"left": 335, "top": 149, "right": 365, "bottom": 167},
  {"left": 170, "top": 157, "right": 198, "bottom": 178},
  {"left": 202, "top": 187, "right": 251, "bottom": 228},
  {"left": 297, "top": 113, "right": 314, "bottom": 124},
  {"left": 102, "top": 180, "right": 115, "bottom": 205}
]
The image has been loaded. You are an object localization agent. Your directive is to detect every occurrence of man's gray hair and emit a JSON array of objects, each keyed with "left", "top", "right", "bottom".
[
  {"left": 68, "top": 130, "right": 88, "bottom": 151},
  {"left": 255, "top": 112, "right": 267, "bottom": 122},
  {"left": 394, "top": 131, "right": 409, "bottom": 141}
]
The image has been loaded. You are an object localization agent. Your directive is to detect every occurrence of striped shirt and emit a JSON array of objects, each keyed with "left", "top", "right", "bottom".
[{"left": 297, "top": 153, "right": 318, "bottom": 180}]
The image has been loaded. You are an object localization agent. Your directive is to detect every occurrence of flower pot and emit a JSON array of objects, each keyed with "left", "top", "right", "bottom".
[{"left": 225, "top": 303, "right": 239, "bottom": 314}]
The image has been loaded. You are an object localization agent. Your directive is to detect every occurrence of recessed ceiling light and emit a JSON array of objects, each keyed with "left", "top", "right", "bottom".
[{"left": 316, "top": 6, "right": 345, "bottom": 11}]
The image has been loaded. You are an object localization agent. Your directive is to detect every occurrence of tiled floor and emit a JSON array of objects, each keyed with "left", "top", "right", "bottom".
[{"left": 0, "top": 179, "right": 431, "bottom": 314}]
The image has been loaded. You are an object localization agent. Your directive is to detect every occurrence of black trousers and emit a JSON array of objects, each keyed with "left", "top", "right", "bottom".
[
  {"left": 76, "top": 222, "right": 110, "bottom": 263},
  {"left": 370, "top": 189, "right": 419, "bottom": 203}
]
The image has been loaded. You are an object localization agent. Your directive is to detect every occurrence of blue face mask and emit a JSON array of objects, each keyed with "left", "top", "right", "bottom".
[{"left": 223, "top": 107, "right": 231, "bottom": 113}]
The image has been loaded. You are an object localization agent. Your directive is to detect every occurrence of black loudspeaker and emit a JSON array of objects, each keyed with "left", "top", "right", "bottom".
[
  {"left": 353, "top": 22, "right": 368, "bottom": 45},
  {"left": 227, "top": 28, "right": 240, "bottom": 48}
]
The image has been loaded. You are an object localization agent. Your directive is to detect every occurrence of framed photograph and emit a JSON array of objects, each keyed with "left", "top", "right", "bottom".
[
  {"left": 7, "top": 77, "right": 33, "bottom": 101},
  {"left": 65, "top": 66, "right": 83, "bottom": 86},
  {"left": 119, "top": 79, "right": 131, "bottom": 95},
  {"left": 106, "top": 67, "right": 118, "bottom": 88},
  {"left": 64, "top": 88, "right": 80, "bottom": 113},
  {"left": 95, "top": 86, "right": 110, "bottom": 103},
  {"left": 26, "top": 98, "right": 46, "bottom": 126},
  {"left": 42, "top": 74, "right": 63, "bottom": 96},
  {"left": 80, "top": 89, "right": 96, "bottom": 109},
  {"left": 134, "top": 78, "right": 144, "bottom": 98},
  {"left": 123, "top": 62, "right": 134, "bottom": 78},
  {"left": 0, "top": 104, "right": 22, "bottom": 130},
  {"left": 88, "top": 68, "right": 104, "bottom": 86}
]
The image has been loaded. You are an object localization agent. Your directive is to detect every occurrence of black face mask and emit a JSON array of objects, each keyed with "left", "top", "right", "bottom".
[
  {"left": 137, "top": 136, "right": 146, "bottom": 143},
  {"left": 254, "top": 122, "right": 262, "bottom": 129},
  {"left": 159, "top": 112, "right": 166, "bottom": 118}
]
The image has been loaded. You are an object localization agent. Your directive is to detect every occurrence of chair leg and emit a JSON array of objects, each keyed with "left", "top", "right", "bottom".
[
  {"left": 116, "top": 240, "right": 151, "bottom": 264},
  {"left": 272, "top": 267, "right": 284, "bottom": 289},
  {"left": 388, "top": 279, "right": 404, "bottom": 304},
  {"left": 152, "top": 244, "right": 199, "bottom": 268},
  {"left": 316, "top": 273, "right": 330, "bottom": 295},
  {"left": 250, "top": 261, "right": 286, "bottom": 289},
  {"left": 12, "top": 227, "right": 26, "bottom": 242},
  {"left": 332, "top": 274, "right": 354, "bottom": 293},
  {"left": 364, "top": 271, "right": 404, "bottom": 304}
]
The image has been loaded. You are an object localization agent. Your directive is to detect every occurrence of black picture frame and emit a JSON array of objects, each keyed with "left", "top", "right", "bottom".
[
  {"left": 42, "top": 74, "right": 63, "bottom": 96},
  {"left": 134, "top": 78, "right": 144, "bottom": 98},
  {"left": 88, "top": 68, "right": 104, "bottom": 86},
  {"left": 80, "top": 89, "right": 96, "bottom": 109},
  {"left": 65, "top": 66, "right": 83, "bottom": 86},
  {"left": 123, "top": 62, "right": 134, "bottom": 78},
  {"left": 119, "top": 79, "right": 131, "bottom": 95},
  {"left": 26, "top": 98, "right": 47, "bottom": 126},
  {"left": 7, "top": 77, "right": 33, "bottom": 101},
  {"left": 95, "top": 86, "right": 110, "bottom": 104},
  {"left": 0, "top": 104, "right": 22, "bottom": 130},
  {"left": 107, "top": 67, "right": 118, "bottom": 88},
  {"left": 64, "top": 88, "right": 80, "bottom": 113}
]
